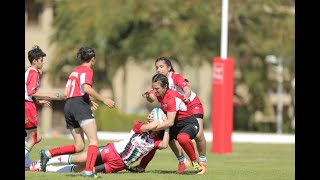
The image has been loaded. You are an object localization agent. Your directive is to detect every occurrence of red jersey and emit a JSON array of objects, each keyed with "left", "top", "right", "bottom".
[
  {"left": 25, "top": 67, "right": 40, "bottom": 101},
  {"left": 156, "top": 89, "right": 193, "bottom": 120},
  {"left": 65, "top": 65, "right": 93, "bottom": 100},
  {"left": 167, "top": 72, "right": 201, "bottom": 106}
]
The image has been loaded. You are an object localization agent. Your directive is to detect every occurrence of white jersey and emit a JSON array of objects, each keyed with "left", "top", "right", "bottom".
[{"left": 113, "top": 122, "right": 161, "bottom": 166}]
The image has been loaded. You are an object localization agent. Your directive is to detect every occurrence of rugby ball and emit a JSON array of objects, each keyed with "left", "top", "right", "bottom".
[{"left": 150, "top": 107, "right": 164, "bottom": 123}]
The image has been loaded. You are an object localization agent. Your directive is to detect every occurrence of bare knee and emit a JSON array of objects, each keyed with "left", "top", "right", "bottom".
[
  {"left": 195, "top": 133, "right": 205, "bottom": 142},
  {"left": 75, "top": 144, "right": 85, "bottom": 153}
]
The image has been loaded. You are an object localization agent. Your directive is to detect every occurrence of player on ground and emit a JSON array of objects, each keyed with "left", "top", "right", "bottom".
[
  {"left": 39, "top": 47, "right": 115, "bottom": 177},
  {"left": 30, "top": 114, "right": 169, "bottom": 176}
]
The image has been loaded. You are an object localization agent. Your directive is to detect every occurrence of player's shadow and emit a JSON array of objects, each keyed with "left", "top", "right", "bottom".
[
  {"left": 119, "top": 170, "right": 197, "bottom": 175},
  {"left": 148, "top": 170, "right": 198, "bottom": 175}
]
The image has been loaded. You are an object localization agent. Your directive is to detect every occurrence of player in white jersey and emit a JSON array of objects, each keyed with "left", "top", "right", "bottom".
[{"left": 30, "top": 114, "right": 169, "bottom": 175}]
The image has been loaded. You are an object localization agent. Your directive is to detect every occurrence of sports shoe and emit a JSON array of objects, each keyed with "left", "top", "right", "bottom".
[
  {"left": 127, "top": 165, "right": 146, "bottom": 173},
  {"left": 83, "top": 171, "right": 100, "bottom": 178},
  {"left": 197, "top": 162, "right": 207, "bottom": 175},
  {"left": 176, "top": 160, "right": 190, "bottom": 174},
  {"left": 39, "top": 149, "right": 50, "bottom": 172},
  {"left": 191, "top": 161, "right": 203, "bottom": 173},
  {"left": 127, "top": 165, "right": 145, "bottom": 173}
]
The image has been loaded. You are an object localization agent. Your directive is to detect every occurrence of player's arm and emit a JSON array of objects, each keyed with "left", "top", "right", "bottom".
[
  {"left": 83, "top": 84, "right": 115, "bottom": 108},
  {"left": 140, "top": 120, "right": 161, "bottom": 132},
  {"left": 176, "top": 76, "right": 192, "bottom": 102},
  {"left": 142, "top": 90, "right": 157, "bottom": 103},
  {"left": 30, "top": 91, "right": 60, "bottom": 100},
  {"left": 182, "top": 86, "right": 192, "bottom": 102},
  {"left": 154, "top": 111, "right": 175, "bottom": 131},
  {"left": 158, "top": 130, "right": 169, "bottom": 149}
]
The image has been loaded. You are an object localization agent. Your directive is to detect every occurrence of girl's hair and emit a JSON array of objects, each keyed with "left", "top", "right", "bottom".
[
  {"left": 155, "top": 57, "right": 175, "bottom": 72},
  {"left": 77, "top": 47, "right": 95, "bottom": 62},
  {"left": 152, "top": 73, "right": 168, "bottom": 88},
  {"left": 27, "top": 45, "right": 46, "bottom": 64}
]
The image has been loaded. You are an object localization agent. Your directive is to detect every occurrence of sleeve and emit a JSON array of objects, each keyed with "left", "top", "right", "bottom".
[
  {"left": 80, "top": 68, "right": 93, "bottom": 86},
  {"left": 26, "top": 70, "right": 39, "bottom": 95},
  {"left": 166, "top": 96, "right": 177, "bottom": 112},
  {"left": 174, "top": 74, "right": 189, "bottom": 89},
  {"left": 132, "top": 122, "right": 144, "bottom": 134},
  {"left": 149, "top": 90, "right": 156, "bottom": 96},
  {"left": 153, "top": 137, "right": 162, "bottom": 149}
]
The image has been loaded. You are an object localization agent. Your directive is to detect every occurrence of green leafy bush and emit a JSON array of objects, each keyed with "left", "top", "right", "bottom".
[{"left": 94, "top": 106, "right": 147, "bottom": 132}]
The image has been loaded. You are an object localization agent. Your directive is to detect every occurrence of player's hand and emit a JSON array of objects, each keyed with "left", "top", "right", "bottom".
[
  {"left": 90, "top": 100, "right": 99, "bottom": 111},
  {"left": 142, "top": 90, "right": 151, "bottom": 98},
  {"left": 103, "top": 98, "right": 115, "bottom": 108},
  {"left": 147, "top": 113, "right": 153, "bottom": 123},
  {"left": 183, "top": 94, "right": 190, "bottom": 103},
  {"left": 161, "top": 113, "right": 168, "bottom": 122},
  {"left": 38, "top": 100, "right": 51, "bottom": 107}
]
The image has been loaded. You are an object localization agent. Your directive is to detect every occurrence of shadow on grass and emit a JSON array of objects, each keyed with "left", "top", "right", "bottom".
[{"left": 119, "top": 170, "right": 198, "bottom": 175}]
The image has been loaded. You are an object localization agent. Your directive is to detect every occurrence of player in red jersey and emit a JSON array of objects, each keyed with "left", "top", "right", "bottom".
[
  {"left": 30, "top": 115, "right": 169, "bottom": 176},
  {"left": 39, "top": 47, "right": 116, "bottom": 177},
  {"left": 25, "top": 45, "right": 60, "bottom": 161},
  {"left": 137, "top": 73, "right": 203, "bottom": 173},
  {"left": 131, "top": 57, "right": 207, "bottom": 174}
]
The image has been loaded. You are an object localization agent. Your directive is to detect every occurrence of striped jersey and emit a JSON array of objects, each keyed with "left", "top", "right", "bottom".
[{"left": 113, "top": 122, "right": 162, "bottom": 166}]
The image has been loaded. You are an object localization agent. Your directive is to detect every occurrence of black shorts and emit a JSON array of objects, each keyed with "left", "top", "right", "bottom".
[
  {"left": 169, "top": 115, "right": 199, "bottom": 141},
  {"left": 194, "top": 114, "right": 203, "bottom": 119},
  {"left": 64, "top": 97, "right": 94, "bottom": 129}
]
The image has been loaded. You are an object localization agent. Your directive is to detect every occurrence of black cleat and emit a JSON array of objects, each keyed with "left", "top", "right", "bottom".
[
  {"left": 126, "top": 165, "right": 145, "bottom": 173},
  {"left": 39, "top": 149, "right": 50, "bottom": 172}
]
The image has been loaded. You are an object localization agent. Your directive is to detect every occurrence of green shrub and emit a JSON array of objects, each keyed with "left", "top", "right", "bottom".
[{"left": 94, "top": 106, "right": 147, "bottom": 132}]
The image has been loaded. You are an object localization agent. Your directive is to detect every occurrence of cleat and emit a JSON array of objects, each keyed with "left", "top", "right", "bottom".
[
  {"left": 127, "top": 165, "right": 145, "bottom": 173},
  {"left": 197, "top": 162, "right": 207, "bottom": 175},
  {"left": 39, "top": 149, "right": 50, "bottom": 172},
  {"left": 83, "top": 171, "right": 100, "bottom": 178},
  {"left": 191, "top": 161, "right": 203, "bottom": 173},
  {"left": 176, "top": 160, "right": 190, "bottom": 174}
]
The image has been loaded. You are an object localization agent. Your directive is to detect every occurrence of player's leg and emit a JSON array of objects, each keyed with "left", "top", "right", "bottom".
[
  {"left": 25, "top": 128, "right": 40, "bottom": 157},
  {"left": 25, "top": 135, "right": 32, "bottom": 170},
  {"left": 169, "top": 140, "right": 190, "bottom": 174},
  {"left": 44, "top": 128, "right": 85, "bottom": 165},
  {"left": 194, "top": 116, "right": 207, "bottom": 174},
  {"left": 127, "top": 149, "right": 157, "bottom": 173},
  {"left": 80, "top": 118, "right": 99, "bottom": 177},
  {"left": 175, "top": 117, "right": 202, "bottom": 174}
]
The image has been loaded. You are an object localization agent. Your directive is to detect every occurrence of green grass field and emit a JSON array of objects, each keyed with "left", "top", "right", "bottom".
[{"left": 26, "top": 137, "right": 294, "bottom": 180}]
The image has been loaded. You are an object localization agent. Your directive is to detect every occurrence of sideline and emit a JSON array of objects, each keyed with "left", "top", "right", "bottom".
[{"left": 61, "top": 131, "right": 295, "bottom": 144}]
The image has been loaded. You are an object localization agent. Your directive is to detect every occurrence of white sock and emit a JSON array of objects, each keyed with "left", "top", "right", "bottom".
[
  {"left": 46, "top": 165, "right": 74, "bottom": 173},
  {"left": 25, "top": 137, "right": 32, "bottom": 167},
  {"left": 178, "top": 155, "right": 186, "bottom": 163},
  {"left": 47, "top": 154, "right": 71, "bottom": 165}
]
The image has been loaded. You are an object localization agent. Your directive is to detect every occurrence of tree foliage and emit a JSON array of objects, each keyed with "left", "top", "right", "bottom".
[{"left": 44, "top": 0, "right": 294, "bottom": 132}]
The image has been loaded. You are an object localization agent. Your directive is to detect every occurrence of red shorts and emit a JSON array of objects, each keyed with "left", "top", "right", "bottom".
[
  {"left": 100, "top": 143, "right": 127, "bottom": 173},
  {"left": 25, "top": 101, "right": 38, "bottom": 129},
  {"left": 189, "top": 96, "right": 204, "bottom": 116}
]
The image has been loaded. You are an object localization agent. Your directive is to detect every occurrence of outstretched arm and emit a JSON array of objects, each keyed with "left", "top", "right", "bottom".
[
  {"left": 142, "top": 90, "right": 157, "bottom": 103},
  {"left": 158, "top": 129, "right": 169, "bottom": 149}
]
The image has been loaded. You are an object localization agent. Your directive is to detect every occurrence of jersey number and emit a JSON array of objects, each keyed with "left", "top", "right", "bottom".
[{"left": 67, "top": 79, "right": 76, "bottom": 97}]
